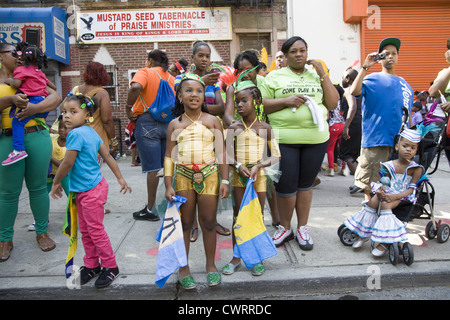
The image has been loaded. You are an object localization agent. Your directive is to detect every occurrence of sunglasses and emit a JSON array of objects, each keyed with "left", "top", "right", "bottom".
[{"left": 0, "top": 49, "right": 17, "bottom": 57}]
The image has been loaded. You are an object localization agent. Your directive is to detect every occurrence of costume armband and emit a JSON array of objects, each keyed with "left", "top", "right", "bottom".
[
  {"left": 164, "top": 156, "right": 175, "bottom": 177},
  {"left": 268, "top": 138, "right": 281, "bottom": 158}
]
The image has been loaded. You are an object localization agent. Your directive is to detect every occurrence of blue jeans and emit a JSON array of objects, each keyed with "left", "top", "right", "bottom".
[
  {"left": 134, "top": 112, "right": 168, "bottom": 173},
  {"left": 11, "top": 95, "right": 48, "bottom": 151}
]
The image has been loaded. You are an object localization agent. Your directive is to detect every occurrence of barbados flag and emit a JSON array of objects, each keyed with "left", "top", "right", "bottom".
[
  {"left": 233, "top": 179, "right": 277, "bottom": 269},
  {"left": 62, "top": 192, "right": 78, "bottom": 278},
  {"left": 154, "top": 195, "right": 188, "bottom": 288}
]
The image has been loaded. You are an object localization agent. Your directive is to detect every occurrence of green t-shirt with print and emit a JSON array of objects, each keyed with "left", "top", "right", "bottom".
[{"left": 259, "top": 67, "right": 329, "bottom": 144}]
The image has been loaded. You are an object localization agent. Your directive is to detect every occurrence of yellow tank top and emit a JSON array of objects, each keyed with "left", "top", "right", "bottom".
[
  {"left": 1, "top": 85, "right": 40, "bottom": 129},
  {"left": 235, "top": 118, "right": 265, "bottom": 164},
  {"left": 176, "top": 113, "right": 215, "bottom": 165},
  {"left": 50, "top": 134, "right": 66, "bottom": 175}
]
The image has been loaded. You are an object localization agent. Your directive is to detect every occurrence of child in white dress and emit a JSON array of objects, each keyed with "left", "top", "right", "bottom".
[{"left": 344, "top": 127, "right": 425, "bottom": 256}]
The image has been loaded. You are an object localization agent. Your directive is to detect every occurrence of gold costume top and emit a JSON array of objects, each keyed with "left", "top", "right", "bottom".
[
  {"left": 232, "top": 118, "right": 268, "bottom": 192},
  {"left": 235, "top": 119, "right": 266, "bottom": 165},
  {"left": 173, "top": 112, "right": 219, "bottom": 195},
  {"left": 176, "top": 113, "right": 215, "bottom": 165}
]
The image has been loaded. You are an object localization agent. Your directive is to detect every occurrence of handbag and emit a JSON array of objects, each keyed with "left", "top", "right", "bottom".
[{"left": 139, "top": 69, "right": 175, "bottom": 123}]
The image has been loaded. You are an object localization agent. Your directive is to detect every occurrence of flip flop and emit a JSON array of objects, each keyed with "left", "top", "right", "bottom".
[
  {"left": 190, "top": 227, "right": 198, "bottom": 242},
  {"left": 216, "top": 223, "right": 231, "bottom": 236}
]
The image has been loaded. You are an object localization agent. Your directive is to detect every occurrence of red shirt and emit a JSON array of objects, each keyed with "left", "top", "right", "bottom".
[{"left": 13, "top": 65, "right": 49, "bottom": 97}]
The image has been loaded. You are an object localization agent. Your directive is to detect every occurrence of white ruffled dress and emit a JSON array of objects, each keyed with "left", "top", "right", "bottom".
[{"left": 344, "top": 160, "right": 423, "bottom": 243}]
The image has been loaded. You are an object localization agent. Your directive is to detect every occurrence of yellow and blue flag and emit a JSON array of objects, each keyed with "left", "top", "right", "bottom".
[
  {"left": 233, "top": 178, "right": 277, "bottom": 269},
  {"left": 154, "top": 195, "right": 188, "bottom": 288},
  {"left": 62, "top": 192, "right": 78, "bottom": 278}
]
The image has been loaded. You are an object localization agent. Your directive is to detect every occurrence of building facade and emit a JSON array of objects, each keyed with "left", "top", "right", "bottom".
[{"left": 1, "top": 0, "right": 287, "bottom": 155}]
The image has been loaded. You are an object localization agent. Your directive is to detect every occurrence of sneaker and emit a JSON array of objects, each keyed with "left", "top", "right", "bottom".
[
  {"left": 324, "top": 168, "right": 334, "bottom": 176},
  {"left": 296, "top": 226, "right": 314, "bottom": 250},
  {"left": 27, "top": 223, "right": 35, "bottom": 231},
  {"left": 349, "top": 185, "right": 363, "bottom": 194},
  {"left": 2, "top": 150, "right": 28, "bottom": 166},
  {"left": 132, "top": 206, "right": 160, "bottom": 221},
  {"left": 94, "top": 267, "right": 120, "bottom": 288},
  {"left": 80, "top": 265, "right": 101, "bottom": 285},
  {"left": 272, "top": 225, "right": 294, "bottom": 247}
]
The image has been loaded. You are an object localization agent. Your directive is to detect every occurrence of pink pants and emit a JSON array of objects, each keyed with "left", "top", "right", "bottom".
[
  {"left": 326, "top": 123, "right": 344, "bottom": 169},
  {"left": 76, "top": 178, "right": 117, "bottom": 269}
]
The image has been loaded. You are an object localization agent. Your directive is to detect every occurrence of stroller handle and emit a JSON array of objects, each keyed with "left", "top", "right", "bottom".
[{"left": 401, "top": 106, "right": 409, "bottom": 126}]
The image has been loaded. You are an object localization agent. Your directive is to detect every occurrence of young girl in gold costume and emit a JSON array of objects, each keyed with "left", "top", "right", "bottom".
[
  {"left": 164, "top": 74, "right": 229, "bottom": 289},
  {"left": 222, "top": 74, "right": 281, "bottom": 276}
]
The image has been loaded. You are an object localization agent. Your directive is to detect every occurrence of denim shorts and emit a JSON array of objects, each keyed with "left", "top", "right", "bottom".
[{"left": 134, "top": 112, "right": 168, "bottom": 173}]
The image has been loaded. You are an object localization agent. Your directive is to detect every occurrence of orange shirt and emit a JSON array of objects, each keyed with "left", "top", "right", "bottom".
[{"left": 130, "top": 66, "right": 175, "bottom": 116}]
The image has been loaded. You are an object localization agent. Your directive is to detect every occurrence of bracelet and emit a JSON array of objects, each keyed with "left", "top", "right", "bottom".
[
  {"left": 110, "top": 137, "right": 119, "bottom": 147},
  {"left": 235, "top": 162, "right": 242, "bottom": 172},
  {"left": 362, "top": 66, "right": 369, "bottom": 71},
  {"left": 320, "top": 74, "right": 328, "bottom": 82},
  {"left": 221, "top": 179, "right": 229, "bottom": 185}
]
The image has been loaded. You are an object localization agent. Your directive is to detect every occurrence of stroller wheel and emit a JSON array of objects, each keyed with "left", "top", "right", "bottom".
[
  {"left": 437, "top": 223, "right": 450, "bottom": 243},
  {"left": 425, "top": 221, "right": 437, "bottom": 240},
  {"left": 402, "top": 242, "right": 414, "bottom": 266},
  {"left": 389, "top": 243, "right": 399, "bottom": 265},
  {"left": 339, "top": 227, "right": 357, "bottom": 246},
  {"left": 337, "top": 223, "right": 345, "bottom": 237}
]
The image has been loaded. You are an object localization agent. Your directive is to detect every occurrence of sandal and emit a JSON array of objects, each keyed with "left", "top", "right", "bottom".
[
  {"left": 190, "top": 227, "right": 199, "bottom": 242},
  {"left": 178, "top": 275, "right": 196, "bottom": 290},
  {"left": 207, "top": 272, "right": 221, "bottom": 287},
  {"left": 0, "top": 241, "right": 13, "bottom": 262},
  {"left": 36, "top": 233, "right": 56, "bottom": 252},
  {"left": 215, "top": 223, "right": 231, "bottom": 236}
]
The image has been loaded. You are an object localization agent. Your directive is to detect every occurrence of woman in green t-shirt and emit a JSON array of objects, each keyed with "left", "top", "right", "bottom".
[{"left": 260, "top": 36, "right": 339, "bottom": 250}]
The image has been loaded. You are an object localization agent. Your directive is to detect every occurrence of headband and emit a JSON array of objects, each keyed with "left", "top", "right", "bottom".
[
  {"left": 234, "top": 65, "right": 259, "bottom": 94},
  {"left": 179, "top": 72, "right": 205, "bottom": 86}
]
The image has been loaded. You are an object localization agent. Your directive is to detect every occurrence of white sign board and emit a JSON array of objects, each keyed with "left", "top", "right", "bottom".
[{"left": 77, "top": 7, "right": 232, "bottom": 44}]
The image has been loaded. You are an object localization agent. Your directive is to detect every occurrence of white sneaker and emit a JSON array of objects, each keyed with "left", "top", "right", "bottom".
[
  {"left": 296, "top": 226, "right": 314, "bottom": 250},
  {"left": 324, "top": 168, "right": 334, "bottom": 176},
  {"left": 272, "top": 225, "right": 294, "bottom": 247}
]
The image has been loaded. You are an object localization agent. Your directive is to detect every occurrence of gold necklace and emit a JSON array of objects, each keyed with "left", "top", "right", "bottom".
[{"left": 184, "top": 111, "right": 202, "bottom": 123}]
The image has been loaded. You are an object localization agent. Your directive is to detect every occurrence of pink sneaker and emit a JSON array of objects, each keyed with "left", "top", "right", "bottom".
[{"left": 2, "top": 150, "right": 28, "bottom": 166}]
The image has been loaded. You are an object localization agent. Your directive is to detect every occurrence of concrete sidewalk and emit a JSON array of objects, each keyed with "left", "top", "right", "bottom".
[{"left": 1, "top": 157, "right": 450, "bottom": 299}]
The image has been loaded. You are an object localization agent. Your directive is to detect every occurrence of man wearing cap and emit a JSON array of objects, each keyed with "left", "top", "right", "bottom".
[{"left": 350, "top": 37, "right": 414, "bottom": 201}]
